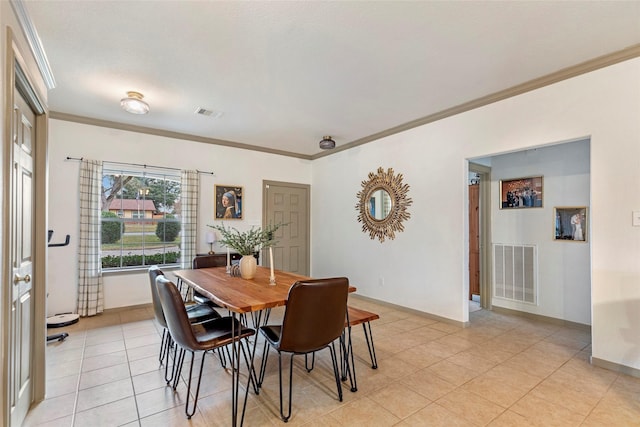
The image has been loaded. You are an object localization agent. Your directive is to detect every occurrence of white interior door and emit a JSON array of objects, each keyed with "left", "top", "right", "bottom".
[{"left": 10, "top": 86, "right": 36, "bottom": 427}]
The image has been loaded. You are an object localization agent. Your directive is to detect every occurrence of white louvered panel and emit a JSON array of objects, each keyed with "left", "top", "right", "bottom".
[{"left": 493, "top": 244, "right": 537, "bottom": 305}]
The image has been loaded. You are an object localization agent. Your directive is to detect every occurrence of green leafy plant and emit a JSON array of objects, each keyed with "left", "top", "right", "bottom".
[
  {"left": 209, "top": 222, "right": 284, "bottom": 256},
  {"left": 156, "top": 214, "right": 181, "bottom": 242},
  {"left": 101, "top": 211, "right": 124, "bottom": 244}
]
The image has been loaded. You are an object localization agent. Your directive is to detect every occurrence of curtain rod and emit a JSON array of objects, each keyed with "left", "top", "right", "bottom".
[{"left": 65, "top": 156, "right": 215, "bottom": 176}]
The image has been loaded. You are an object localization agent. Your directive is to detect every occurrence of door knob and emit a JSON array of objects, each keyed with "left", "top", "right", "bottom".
[{"left": 14, "top": 274, "right": 31, "bottom": 284}]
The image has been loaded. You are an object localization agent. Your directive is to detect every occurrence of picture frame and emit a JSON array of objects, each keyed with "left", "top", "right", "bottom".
[
  {"left": 499, "top": 176, "right": 543, "bottom": 209},
  {"left": 554, "top": 206, "right": 587, "bottom": 242},
  {"left": 215, "top": 185, "right": 243, "bottom": 220}
]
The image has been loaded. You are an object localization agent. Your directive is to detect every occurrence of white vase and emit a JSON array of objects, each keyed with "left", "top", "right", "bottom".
[{"left": 239, "top": 255, "right": 257, "bottom": 279}]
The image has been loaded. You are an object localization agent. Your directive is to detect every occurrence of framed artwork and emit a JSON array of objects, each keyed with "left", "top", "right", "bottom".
[
  {"left": 499, "top": 176, "right": 543, "bottom": 209},
  {"left": 554, "top": 207, "right": 587, "bottom": 242},
  {"left": 215, "top": 185, "right": 243, "bottom": 220}
]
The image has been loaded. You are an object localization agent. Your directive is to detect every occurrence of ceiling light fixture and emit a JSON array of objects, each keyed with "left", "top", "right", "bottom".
[
  {"left": 319, "top": 136, "right": 336, "bottom": 150},
  {"left": 120, "top": 91, "right": 149, "bottom": 114}
]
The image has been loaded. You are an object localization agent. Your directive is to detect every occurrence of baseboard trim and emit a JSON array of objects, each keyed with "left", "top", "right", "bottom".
[
  {"left": 103, "top": 303, "right": 154, "bottom": 314},
  {"left": 349, "top": 294, "right": 468, "bottom": 328},
  {"left": 491, "top": 306, "right": 591, "bottom": 332},
  {"left": 591, "top": 357, "right": 640, "bottom": 379}
]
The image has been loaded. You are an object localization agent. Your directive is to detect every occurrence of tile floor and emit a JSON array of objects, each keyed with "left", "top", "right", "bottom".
[{"left": 25, "top": 298, "right": 640, "bottom": 426}]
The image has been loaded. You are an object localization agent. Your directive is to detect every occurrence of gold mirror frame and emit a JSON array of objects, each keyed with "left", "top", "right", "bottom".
[{"left": 356, "top": 167, "right": 413, "bottom": 242}]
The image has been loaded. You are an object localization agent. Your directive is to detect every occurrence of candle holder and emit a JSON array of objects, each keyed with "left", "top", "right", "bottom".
[{"left": 269, "top": 275, "right": 276, "bottom": 286}]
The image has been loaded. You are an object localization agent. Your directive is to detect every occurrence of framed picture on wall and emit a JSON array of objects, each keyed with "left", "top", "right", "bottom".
[
  {"left": 554, "top": 206, "right": 587, "bottom": 242},
  {"left": 499, "top": 176, "right": 543, "bottom": 209},
  {"left": 215, "top": 185, "right": 243, "bottom": 219}
]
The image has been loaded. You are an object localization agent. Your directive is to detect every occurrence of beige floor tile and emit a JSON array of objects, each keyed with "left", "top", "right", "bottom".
[
  {"left": 328, "top": 396, "right": 400, "bottom": 426},
  {"left": 30, "top": 298, "right": 640, "bottom": 427},
  {"left": 486, "top": 409, "right": 531, "bottom": 426},
  {"left": 135, "top": 382, "right": 188, "bottom": 418},
  {"left": 24, "top": 414, "right": 73, "bottom": 427},
  {"left": 81, "top": 350, "right": 128, "bottom": 372},
  {"left": 75, "top": 377, "right": 134, "bottom": 412},
  {"left": 367, "top": 382, "right": 431, "bottom": 419},
  {"left": 44, "top": 373, "right": 78, "bottom": 399},
  {"left": 73, "top": 396, "right": 138, "bottom": 426},
  {"left": 398, "top": 402, "right": 470, "bottom": 427},
  {"left": 21, "top": 392, "right": 76, "bottom": 426},
  {"left": 462, "top": 374, "right": 528, "bottom": 408},
  {"left": 446, "top": 350, "right": 497, "bottom": 374},
  {"left": 436, "top": 389, "right": 505, "bottom": 426},
  {"left": 79, "top": 362, "right": 131, "bottom": 390},
  {"left": 399, "top": 367, "right": 456, "bottom": 401},
  {"left": 510, "top": 393, "right": 586, "bottom": 426},
  {"left": 82, "top": 339, "right": 126, "bottom": 358},
  {"left": 427, "top": 359, "right": 479, "bottom": 387}
]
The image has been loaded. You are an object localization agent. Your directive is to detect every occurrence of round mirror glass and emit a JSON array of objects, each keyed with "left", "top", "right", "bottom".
[{"left": 368, "top": 188, "right": 392, "bottom": 220}]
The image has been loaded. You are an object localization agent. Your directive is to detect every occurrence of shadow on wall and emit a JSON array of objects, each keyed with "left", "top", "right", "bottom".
[{"left": 596, "top": 296, "right": 640, "bottom": 370}]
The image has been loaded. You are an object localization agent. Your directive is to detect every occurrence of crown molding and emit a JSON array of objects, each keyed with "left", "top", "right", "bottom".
[
  {"left": 49, "top": 112, "right": 312, "bottom": 161},
  {"left": 10, "top": 0, "right": 56, "bottom": 90},
  {"left": 312, "top": 44, "right": 640, "bottom": 160}
]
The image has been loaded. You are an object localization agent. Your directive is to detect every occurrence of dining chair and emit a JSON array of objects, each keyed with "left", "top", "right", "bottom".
[
  {"left": 192, "top": 254, "right": 226, "bottom": 307},
  {"left": 257, "top": 277, "right": 349, "bottom": 422},
  {"left": 156, "top": 275, "right": 256, "bottom": 419},
  {"left": 148, "top": 266, "right": 222, "bottom": 380}
]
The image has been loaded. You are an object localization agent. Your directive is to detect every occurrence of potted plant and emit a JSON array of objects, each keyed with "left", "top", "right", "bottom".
[{"left": 208, "top": 222, "right": 283, "bottom": 279}]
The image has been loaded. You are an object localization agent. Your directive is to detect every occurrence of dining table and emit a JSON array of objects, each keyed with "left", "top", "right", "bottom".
[{"left": 172, "top": 266, "right": 357, "bottom": 426}]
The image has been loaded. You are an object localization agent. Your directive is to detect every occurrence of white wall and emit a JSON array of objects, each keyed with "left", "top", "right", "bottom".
[
  {"left": 46, "top": 120, "right": 311, "bottom": 314},
  {"left": 311, "top": 58, "right": 640, "bottom": 372},
  {"left": 489, "top": 141, "right": 591, "bottom": 325}
]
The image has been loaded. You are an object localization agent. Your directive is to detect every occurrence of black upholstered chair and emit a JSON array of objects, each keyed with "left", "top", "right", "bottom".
[
  {"left": 257, "top": 277, "right": 349, "bottom": 422},
  {"left": 148, "top": 266, "right": 221, "bottom": 380},
  {"left": 156, "top": 275, "right": 255, "bottom": 419}
]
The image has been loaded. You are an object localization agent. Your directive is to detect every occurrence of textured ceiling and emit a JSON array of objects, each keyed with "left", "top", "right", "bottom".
[{"left": 23, "top": 0, "right": 640, "bottom": 158}]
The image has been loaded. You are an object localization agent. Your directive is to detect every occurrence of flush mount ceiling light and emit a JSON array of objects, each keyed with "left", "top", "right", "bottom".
[
  {"left": 319, "top": 136, "right": 336, "bottom": 150},
  {"left": 120, "top": 91, "right": 149, "bottom": 114}
]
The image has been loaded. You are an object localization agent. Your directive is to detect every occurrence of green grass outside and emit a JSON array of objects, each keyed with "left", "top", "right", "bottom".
[{"left": 102, "top": 233, "right": 181, "bottom": 251}]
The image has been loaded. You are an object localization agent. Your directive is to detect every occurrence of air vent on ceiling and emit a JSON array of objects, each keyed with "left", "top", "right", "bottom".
[{"left": 194, "top": 108, "right": 223, "bottom": 118}]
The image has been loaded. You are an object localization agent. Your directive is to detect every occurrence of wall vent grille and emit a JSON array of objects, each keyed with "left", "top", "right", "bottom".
[{"left": 493, "top": 244, "right": 537, "bottom": 304}]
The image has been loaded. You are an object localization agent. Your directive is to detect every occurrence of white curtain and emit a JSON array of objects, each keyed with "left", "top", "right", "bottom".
[
  {"left": 181, "top": 170, "right": 199, "bottom": 269},
  {"left": 77, "top": 159, "right": 104, "bottom": 317}
]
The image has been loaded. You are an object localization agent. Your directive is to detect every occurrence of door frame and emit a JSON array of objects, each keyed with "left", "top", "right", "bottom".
[
  {"left": 468, "top": 162, "right": 492, "bottom": 310},
  {"left": 2, "top": 28, "right": 49, "bottom": 425}
]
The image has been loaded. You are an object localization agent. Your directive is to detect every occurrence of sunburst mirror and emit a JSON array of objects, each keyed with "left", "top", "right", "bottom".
[{"left": 356, "top": 167, "right": 412, "bottom": 242}]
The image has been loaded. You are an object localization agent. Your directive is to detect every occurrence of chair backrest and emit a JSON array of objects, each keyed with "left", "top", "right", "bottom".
[
  {"left": 193, "top": 254, "right": 226, "bottom": 269},
  {"left": 155, "top": 275, "right": 200, "bottom": 351},
  {"left": 279, "top": 277, "right": 349, "bottom": 353},
  {"left": 148, "top": 266, "right": 167, "bottom": 328}
]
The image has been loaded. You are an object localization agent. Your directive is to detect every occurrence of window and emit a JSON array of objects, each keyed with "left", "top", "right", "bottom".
[{"left": 101, "top": 165, "right": 183, "bottom": 270}]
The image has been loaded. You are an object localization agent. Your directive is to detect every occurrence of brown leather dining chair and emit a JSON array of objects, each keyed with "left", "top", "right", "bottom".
[
  {"left": 257, "top": 277, "right": 349, "bottom": 422},
  {"left": 148, "top": 266, "right": 221, "bottom": 382},
  {"left": 192, "top": 254, "right": 226, "bottom": 306},
  {"left": 156, "top": 275, "right": 255, "bottom": 419}
]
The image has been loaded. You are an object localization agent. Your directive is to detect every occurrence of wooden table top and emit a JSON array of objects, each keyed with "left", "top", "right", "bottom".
[{"left": 173, "top": 266, "right": 354, "bottom": 314}]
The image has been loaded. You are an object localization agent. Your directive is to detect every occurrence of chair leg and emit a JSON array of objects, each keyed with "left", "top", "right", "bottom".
[
  {"left": 278, "top": 352, "right": 295, "bottom": 423},
  {"left": 172, "top": 348, "right": 186, "bottom": 390},
  {"left": 239, "top": 339, "right": 259, "bottom": 394},
  {"left": 304, "top": 352, "right": 315, "bottom": 372},
  {"left": 257, "top": 340, "right": 270, "bottom": 389},
  {"left": 165, "top": 336, "right": 178, "bottom": 384},
  {"left": 215, "top": 347, "right": 227, "bottom": 368},
  {"left": 159, "top": 329, "right": 173, "bottom": 366},
  {"left": 362, "top": 322, "right": 378, "bottom": 369},
  {"left": 185, "top": 350, "right": 207, "bottom": 419},
  {"left": 328, "top": 342, "right": 344, "bottom": 402}
]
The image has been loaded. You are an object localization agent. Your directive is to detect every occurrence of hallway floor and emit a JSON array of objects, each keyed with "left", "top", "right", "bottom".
[{"left": 25, "top": 298, "right": 640, "bottom": 426}]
